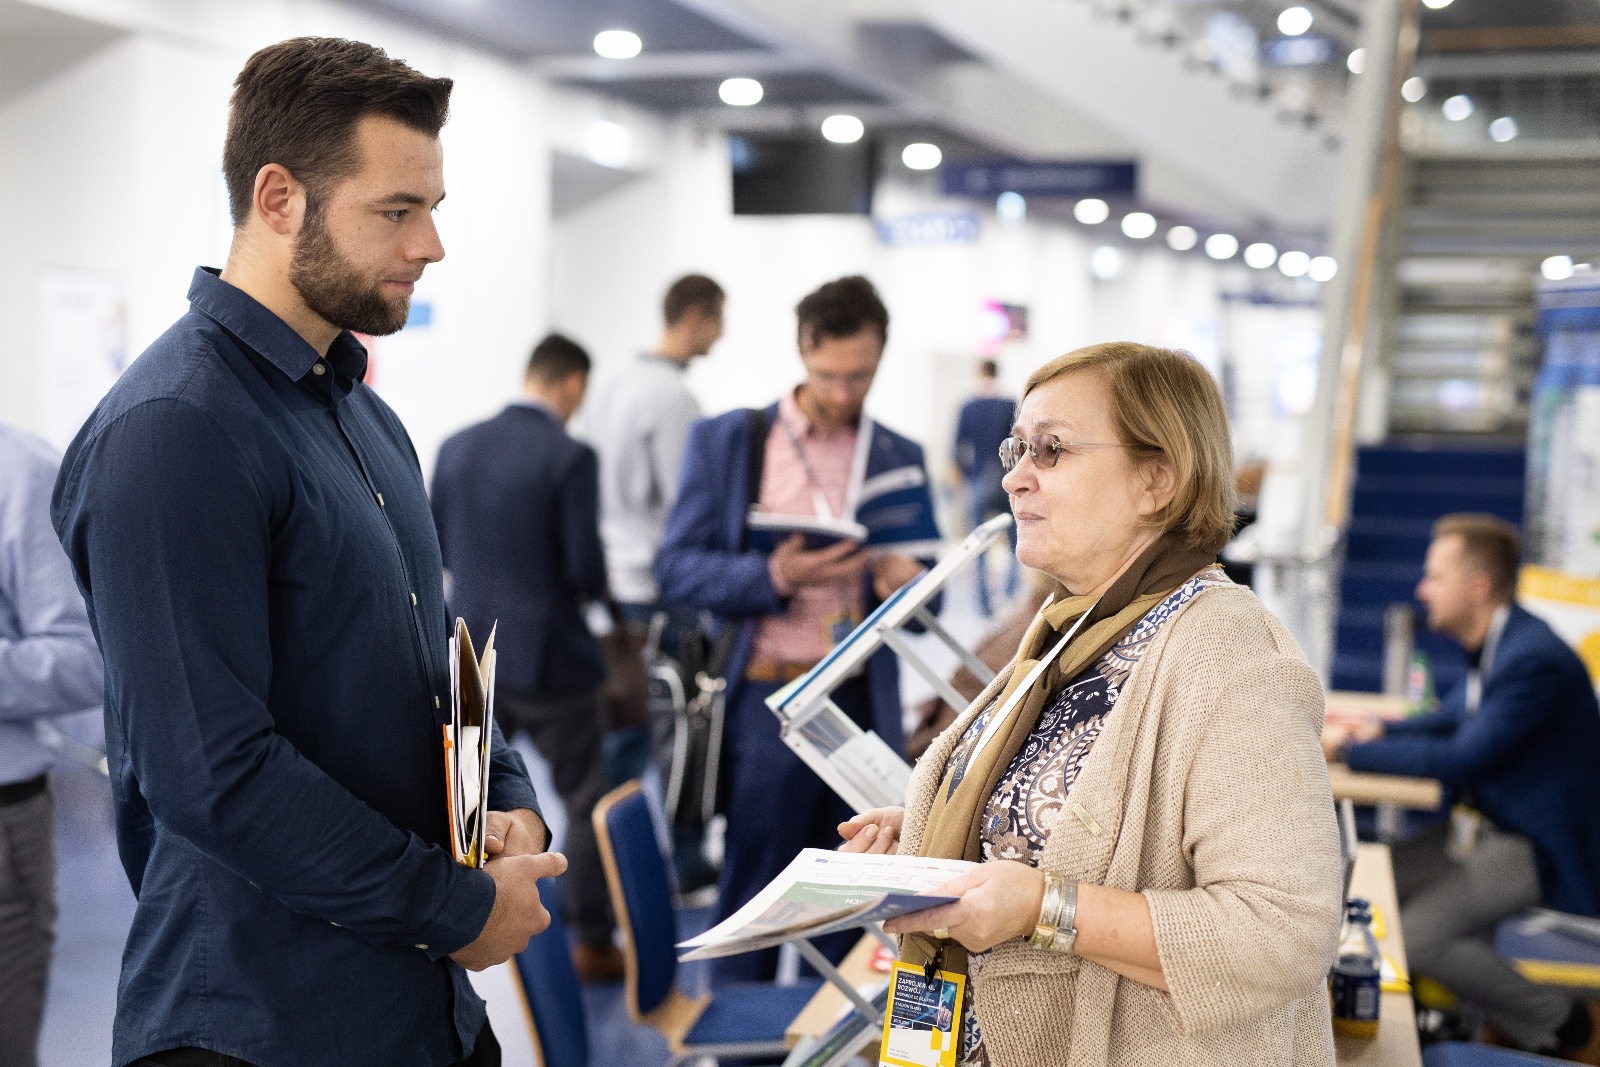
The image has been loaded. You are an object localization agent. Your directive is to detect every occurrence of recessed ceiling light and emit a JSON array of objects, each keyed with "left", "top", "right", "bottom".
[
  {"left": 1309, "top": 255, "right": 1338, "bottom": 281},
  {"left": 996, "top": 191, "right": 1026, "bottom": 223},
  {"left": 1401, "top": 76, "right": 1427, "bottom": 103},
  {"left": 1166, "top": 225, "right": 1198, "bottom": 251},
  {"left": 1121, "top": 212, "right": 1157, "bottom": 239},
  {"left": 1542, "top": 255, "right": 1575, "bottom": 281},
  {"left": 902, "top": 142, "right": 942, "bottom": 170},
  {"left": 719, "top": 78, "right": 763, "bottom": 106},
  {"left": 1488, "top": 116, "right": 1519, "bottom": 142},
  {"left": 1442, "top": 94, "right": 1474, "bottom": 121},
  {"left": 1205, "top": 233, "right": 1239, "bottom": 260},
  {"left": 820, "top": 114, "right": 864, "bottom": 144},
  {"left": 585, "top": 120, "right": 631, "bottom": 169},
  {"left": 1091, "top": 245, "right": 1123, "bottom": 281},
  {"left": 1421, "top": 0, "right": 1453, "bottom": 8},
  {"left": 1278, "top": 250, "right": 1311, "bottom": 277},
  {"left": 1347, "top": 48, "right": 1366, "bottom": 74},
  {"left": 592, "top": 30, "right": 641, "bottom": 59},
  {"left": 1074, "top": 198, "right": 1109, "bottom": 225},
  {"left": 1244, "top": 242, "right": 1279, "bottom": 268},
  {"left": 1277, "top": 6, "right": 1313, "bottom": 36}
]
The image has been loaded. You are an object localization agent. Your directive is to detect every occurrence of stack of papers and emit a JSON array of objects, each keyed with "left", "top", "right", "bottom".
[
  {"left": 745, "top": 510, "right": 869, "bottom": 553},
  {"left": 444, "top": 618, "right": 497, "bottom": 868},
  {"left": 677, "top": 849, "right": 973, "bottom": 961}
]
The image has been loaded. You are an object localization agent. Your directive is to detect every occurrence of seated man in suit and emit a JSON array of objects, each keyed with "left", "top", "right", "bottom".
[
  {"left": 1326, "top": 513, "right": 1600, "bottom": 1060},
  {"left": 432, "top": 334, "right": 622, "bottom": 983}
]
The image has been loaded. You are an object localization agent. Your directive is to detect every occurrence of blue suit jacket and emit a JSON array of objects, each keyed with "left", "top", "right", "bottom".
[
  {"left": 432, "top": 404, "right": 608, "bottom": 698},
  {"left": 1348, "top": 605, "right": 1600, "bottom": 916},
  {"left": 654, "top": 404, "right": 939, "bottom": 753}
]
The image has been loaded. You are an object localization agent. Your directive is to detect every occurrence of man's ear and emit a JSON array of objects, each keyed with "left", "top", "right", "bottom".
[{"left": 251, "top": 163, "right": 304, "bottom": 238}]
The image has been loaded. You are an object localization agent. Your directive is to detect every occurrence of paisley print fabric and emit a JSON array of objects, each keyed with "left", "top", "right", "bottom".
[{"left": 955, "top": 567, "right": 1229, "bottom": 1066}]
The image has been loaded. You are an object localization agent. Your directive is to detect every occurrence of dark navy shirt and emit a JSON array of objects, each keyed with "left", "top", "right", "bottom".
[{"left": 53, "top": 267, "right": 541, "bottom": 1067}]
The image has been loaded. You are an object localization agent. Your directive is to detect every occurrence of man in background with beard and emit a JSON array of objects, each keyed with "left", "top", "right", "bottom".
[{"left": 52, "top": 38, "right": 562, "bottom": 1067}]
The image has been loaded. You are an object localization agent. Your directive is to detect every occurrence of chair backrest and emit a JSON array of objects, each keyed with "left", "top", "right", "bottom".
[
  {"left": 593, "top": 781, "right": 678, "bottom": 1020},
  {"left": 509, "top": 880, "right": 589, "bottom": 1067}
]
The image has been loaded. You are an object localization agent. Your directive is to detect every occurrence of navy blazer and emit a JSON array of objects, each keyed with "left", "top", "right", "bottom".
[
  {"left": 1348, "top": 605, "right": 1600, "bottom": 916},
  {"left": 432, "top": 404, "right": 608, "bottom": 698},
  {"left": 654, "top": 404, "right": 939, "bottom": 754}
]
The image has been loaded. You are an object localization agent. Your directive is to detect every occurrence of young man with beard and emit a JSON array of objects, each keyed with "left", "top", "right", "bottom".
[{"left": 52, "top": 38, "right": 561, "bottom": 1067}]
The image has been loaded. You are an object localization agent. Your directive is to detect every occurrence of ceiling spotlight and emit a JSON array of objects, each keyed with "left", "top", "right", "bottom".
[
  {"left": 1442, "top": 94, "right": 1474, "bottom": 121},
  {"left": 1121, "top": 212, "right": 1157, "bottom": 239},
  {"left": 1543, "top": 255, "right": 1575, "bottom": 282},
  {"left": 1091, "top": 245, "right": 1123, "bottom": 281},
  {"left": 902, "top": 142, "right": 942, "bottom": 170},
  {"left": 1489, "top": 115, "right": 1519, "bottom": 142},
  {"left": 1421, "top": 0, "right": 1454, "bottom": 8},
  {"left": 1166, "top": 225, "right": 1198, "bottom": 251},
  {"left": 585, "top": 119, "right": 631, "bottom": 169},
  {"left": 593, "top": 30, "right": 642, "bottom": 59},
  {"left": 719, "top": 77, "right": 763, "bottom": 106},
  {"left": 1347, "top": 47, "right": 1366, "bottom": 74},
  {"left": 1277, "top": 250, "right": 1311, "bottom": 277},
  {"left": 820, "top": 114, "right": 864, "bottom": 144},
  {"left": 1244, "top": 242, "right": 1279, "bottom": 269},
  {"left": 996, "top": 191, "right": 1026, "bottom": 223},
  {"left": 1308, "top": 255, "right": 1338, "bottom": 282},
  {"left": 1205, "top": 233, "right": 1239, "bottom": 260},
  {"left": 1401, "top": 76, "right": 1427, "bottom": 103},
  {"left": 1277, "top": 6, "right": 1313, "bottom": 36},
  {"left": 1074, "top": 198, "right": 1110, "bottom": 225}
]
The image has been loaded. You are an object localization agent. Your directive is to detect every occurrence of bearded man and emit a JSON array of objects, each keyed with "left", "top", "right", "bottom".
[{"left": 52, "top": 38, "right": 562, "bottom": 1067}]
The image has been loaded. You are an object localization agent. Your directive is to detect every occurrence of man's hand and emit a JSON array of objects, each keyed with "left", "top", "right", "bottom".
[
  {"left": 1321, "top": 720, "right": 1385, "bottom": 762},
  {"left": 883, "top": 860, "right": 1046, "bottom": 954},
  {"left": 872, "top": 554, "right": 924, "bottom": 601},
  {"left": 449, "top": 851, "right": 568, "bottom": 972},
  {"left": 838, "top": 807, "right": 905, "bottom": 855},
  {"left": 772, "top": 534, "right": 867, "bottom": 590},
  {"left": 485, "top": 808, "right": 548, "bottom": 859}
]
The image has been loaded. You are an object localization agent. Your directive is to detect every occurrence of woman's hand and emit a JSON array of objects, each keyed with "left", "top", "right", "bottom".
[
  {"left": 837, "top": 807, "right": 905, "bottom": 854},
  {"left": 883, "top": 860, "right": 1046, "bottom": 954}
]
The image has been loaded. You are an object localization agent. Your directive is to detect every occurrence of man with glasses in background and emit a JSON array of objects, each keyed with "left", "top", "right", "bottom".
[{"left": 655, "top": 275, "right": 940, "bottom": 984}]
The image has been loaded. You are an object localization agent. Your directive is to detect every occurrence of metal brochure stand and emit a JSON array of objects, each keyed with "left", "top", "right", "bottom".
[{"left": 764, "top": 513, "right": 1015, "bottom": 815}]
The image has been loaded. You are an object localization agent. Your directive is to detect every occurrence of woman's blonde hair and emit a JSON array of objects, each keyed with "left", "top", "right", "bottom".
[{"left": 1023, "top": 342, "right": 1237, "bottom": 553}]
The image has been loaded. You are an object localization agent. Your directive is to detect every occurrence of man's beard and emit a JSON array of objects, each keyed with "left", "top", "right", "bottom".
[{"left": 289, "top": 206, "right": 411, "bottom": 336}]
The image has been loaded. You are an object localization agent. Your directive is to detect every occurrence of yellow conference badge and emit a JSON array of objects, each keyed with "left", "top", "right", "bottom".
[{"left": 879, "top": 961, "right": 965, "bottom": 1067}]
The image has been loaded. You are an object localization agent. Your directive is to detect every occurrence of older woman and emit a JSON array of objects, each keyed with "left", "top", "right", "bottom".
[{"left": 840, "top": 343, "right": 1342, "bottom": 1066}]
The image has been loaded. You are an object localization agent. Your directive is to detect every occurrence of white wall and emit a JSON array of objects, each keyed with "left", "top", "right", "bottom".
[{"left": 0, "top": 0, "right": 551, "bottom": 479}]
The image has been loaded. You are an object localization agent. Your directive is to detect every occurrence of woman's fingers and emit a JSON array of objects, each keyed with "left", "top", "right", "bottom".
[{"left": 884, "top": 898, "right": 964, "bottom": 936}]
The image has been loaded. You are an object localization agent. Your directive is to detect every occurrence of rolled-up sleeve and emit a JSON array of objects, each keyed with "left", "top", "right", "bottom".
[
  {"left": 1143, "top": 650, "right": 1344, "bottom": 1036},
  {"left": 0, "top": 438, "right": 102, "bottom": 722},
  {"left": 56, "top": 400, "right": 494, "bottom": 955}
]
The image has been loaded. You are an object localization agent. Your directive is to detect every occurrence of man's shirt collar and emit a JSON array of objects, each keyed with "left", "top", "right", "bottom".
[{"left": 187, "top": 267, "right": 369, "bottom": 390}]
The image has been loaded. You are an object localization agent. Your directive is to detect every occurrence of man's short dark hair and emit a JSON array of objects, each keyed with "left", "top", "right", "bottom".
[
  {"left": 663, "top": 275, "right": 724, "bottom": 326},
  {"left": 1434, "top": 513, "right": 1521, "bottom": 599},
  {"left": 224, "top": 37, "right": 453, "bottom": 225},
  {"left": 526, "top": 333, "right": 591, "bottom": 384},
  {"left": 979, "top": 359, "right": 998, "bottom": 378},
  {"left": 796, "top": 275, "right": 889, "bottom": 351}
]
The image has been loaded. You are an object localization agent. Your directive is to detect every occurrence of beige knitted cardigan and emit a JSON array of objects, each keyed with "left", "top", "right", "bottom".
[{"left": 898, "top": 583, "right": 1344, "bottom": 1067}]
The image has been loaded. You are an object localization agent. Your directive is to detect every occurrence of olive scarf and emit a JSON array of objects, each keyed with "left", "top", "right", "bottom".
[{"left": 902, "top": 531, "right": 1216, "bottom": 977}]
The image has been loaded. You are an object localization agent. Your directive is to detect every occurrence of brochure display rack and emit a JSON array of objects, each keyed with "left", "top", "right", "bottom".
[{"left": 764, "top": 513, "right": 1015, "bottom": 814}]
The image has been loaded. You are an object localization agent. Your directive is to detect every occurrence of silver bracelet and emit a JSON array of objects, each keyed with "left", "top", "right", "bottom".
[
  {"left": 1030, "top": 873, "right": 1069, "bottom": 949},
  {"left": 1049, "top": 880, "right": 1079, "bottom": 954}
]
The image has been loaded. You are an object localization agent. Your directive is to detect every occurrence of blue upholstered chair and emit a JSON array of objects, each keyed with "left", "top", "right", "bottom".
[
  {"left": 1423, "top": 1042, "right": 1570, "bottom": 1066},
  {"left": 507, "top": 880, "right": 589, "bottom": 1067},
  {"left": 593, "top": 781, "right": 822, "bottom": 1065},
  {"left": 1495, "top": 910, "right": 1600, "bottom": 992}
]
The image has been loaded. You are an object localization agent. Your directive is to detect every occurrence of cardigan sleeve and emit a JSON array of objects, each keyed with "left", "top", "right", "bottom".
[{"left": 1141, "top": 648, "right": 1344, "bottom": 1036}]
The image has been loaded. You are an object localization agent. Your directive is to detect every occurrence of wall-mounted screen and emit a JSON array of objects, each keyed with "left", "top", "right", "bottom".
[{"left": 729, "top": 133, "right": 875, "bottom": 216}]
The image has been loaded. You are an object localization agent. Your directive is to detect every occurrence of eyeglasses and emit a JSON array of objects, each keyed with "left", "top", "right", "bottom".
[{"left": 998, "top": 434, "right": 1128, "bottom": 472}]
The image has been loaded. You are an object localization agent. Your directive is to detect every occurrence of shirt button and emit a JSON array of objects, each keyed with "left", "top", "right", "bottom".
[
  {"left": 415, "top": 943, "right": 429, "bottom": 951},
  {"left": 311, "top": 363, "right": 326, "bottom": 376}
]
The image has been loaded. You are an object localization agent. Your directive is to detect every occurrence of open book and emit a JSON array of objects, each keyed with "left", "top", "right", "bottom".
[
  {"left": 444, "top": 618, "right": 497, "bottom": 869},
  {"left": 677, "top": 849, "right": 973, "bottom": 961}
]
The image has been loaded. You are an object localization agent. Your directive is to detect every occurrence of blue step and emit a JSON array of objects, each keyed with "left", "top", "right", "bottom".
[{"left": 1331, "top": 441, "right": 1524, "bottom": 694}]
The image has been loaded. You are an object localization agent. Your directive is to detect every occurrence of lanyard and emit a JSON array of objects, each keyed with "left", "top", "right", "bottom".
[
  {"left": 1465, "top": 605, "right": 1510, "bottom": 716},
  {"left": 962, "top": 597, "right": 1102, "bottom": 770},
  {"left": 779, "top": 418, "right": 837, "bottom": 521}
]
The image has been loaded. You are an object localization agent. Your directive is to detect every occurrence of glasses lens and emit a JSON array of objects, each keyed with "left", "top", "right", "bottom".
[
  {"left": 1029, "top": 435, "right": 1060, "bottom": 470},
  {"left": 999, "top": 438, "right": 1020, "bottom": 472}
]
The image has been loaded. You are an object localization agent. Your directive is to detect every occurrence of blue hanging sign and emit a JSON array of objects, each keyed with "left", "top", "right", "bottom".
[
  {"left": 941, "top": 160, "right": 1137, "bottom": 199},
  {"left": 875, "top": 212, "right": 981, "bottom": 247}
]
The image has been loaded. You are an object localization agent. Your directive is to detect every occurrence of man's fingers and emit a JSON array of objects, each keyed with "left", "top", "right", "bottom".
[{"left": 523, "top": 851, "right": 569, "bottom": 879}]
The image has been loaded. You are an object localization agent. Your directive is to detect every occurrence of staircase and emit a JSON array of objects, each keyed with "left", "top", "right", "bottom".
[{"left": 1330, "top": 440, "right": 1525, "bottom": 695}]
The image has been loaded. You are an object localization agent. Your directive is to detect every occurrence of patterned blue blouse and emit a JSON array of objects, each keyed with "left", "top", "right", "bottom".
[{"left": 948, "top": 567, "right": 1229, "bottom": 1066}]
